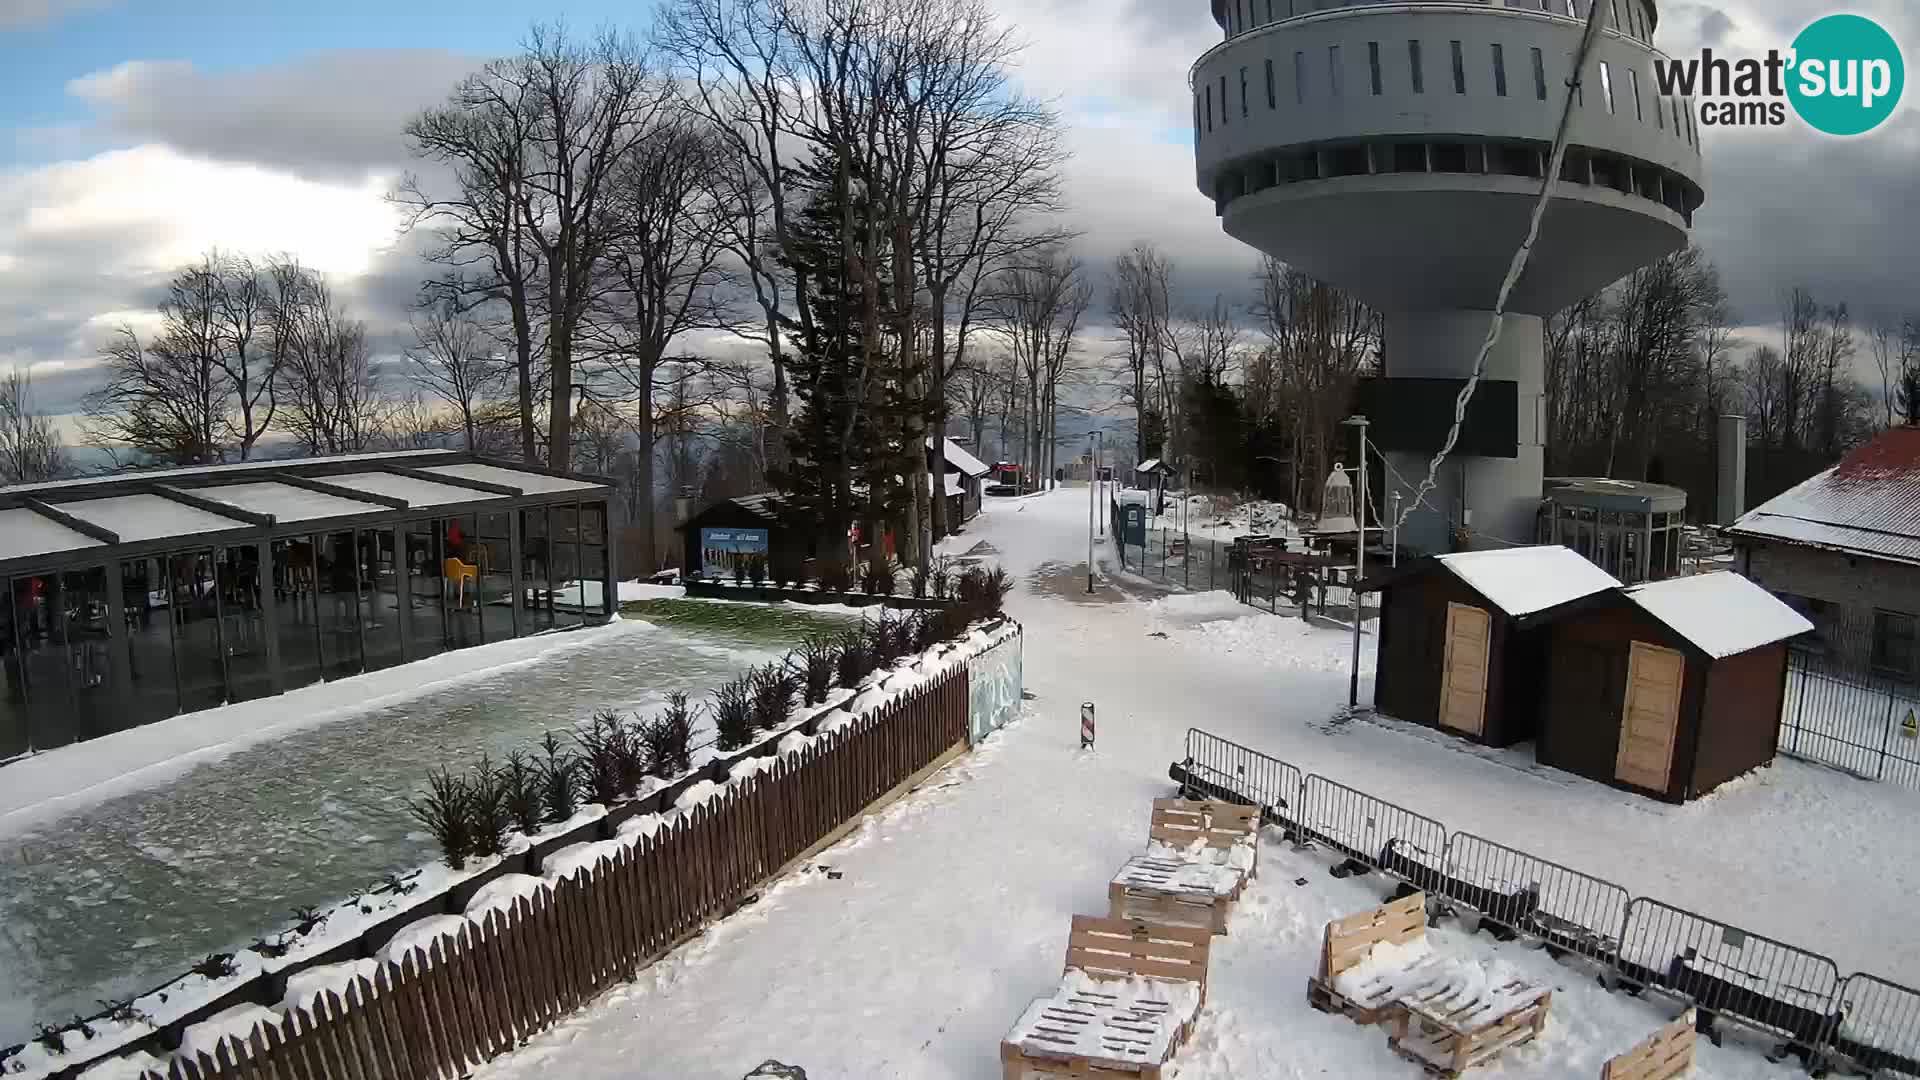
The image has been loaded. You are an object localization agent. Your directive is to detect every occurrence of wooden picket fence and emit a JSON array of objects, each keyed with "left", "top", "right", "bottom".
[{"left": 138, "top": 666, "right": 969, "bottom": 1079}]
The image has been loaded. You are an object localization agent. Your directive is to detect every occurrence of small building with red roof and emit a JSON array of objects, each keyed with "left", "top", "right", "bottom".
[{"left": 1726, "top": 426, "right": 1920, "bottom": 680}]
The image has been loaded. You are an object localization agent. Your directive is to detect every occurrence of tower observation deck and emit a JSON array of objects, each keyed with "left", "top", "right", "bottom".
[{"left": 1192, "top": 0, "right": 1704, "bottom": 551}]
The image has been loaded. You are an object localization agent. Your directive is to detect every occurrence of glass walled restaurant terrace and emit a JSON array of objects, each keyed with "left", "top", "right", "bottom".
[{"left": 0, "top": 450, "right": 616, "bottom": 760}]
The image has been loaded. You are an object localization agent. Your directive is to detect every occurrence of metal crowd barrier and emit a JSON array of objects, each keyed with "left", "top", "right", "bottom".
[
  {"left": 1295, "top": 773, "right": 1449, "bottom": 885},
  {"left": 1173, "top": 728, "right": 1917, "bottom": 1078},
  {"left": 1828, "top": 972, "right": 1920, "bottom": 1076},
  {"left": 1614, "top": 898, "right": 1842, "bottom": 1060},
  {"left": 1441, "top": 832, "right": 1630, "bottom": 967}
]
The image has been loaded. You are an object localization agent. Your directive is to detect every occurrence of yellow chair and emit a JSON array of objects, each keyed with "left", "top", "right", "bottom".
[{"left": 442, "top": 557, "right": 479, "bottom": 609}]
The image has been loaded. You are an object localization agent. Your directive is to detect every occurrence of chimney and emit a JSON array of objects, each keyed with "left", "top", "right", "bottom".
[{"left": 1717, "top": 414, "right": 1748, "bottom": 524}]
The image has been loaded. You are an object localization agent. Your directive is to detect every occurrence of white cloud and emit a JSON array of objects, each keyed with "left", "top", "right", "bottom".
[{"left": 8, "top": 145, "right": 402, "bottom": 278}]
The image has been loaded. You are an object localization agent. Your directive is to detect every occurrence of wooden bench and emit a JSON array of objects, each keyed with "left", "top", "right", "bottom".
[
  {"left": 1601, "top": 1011, "right": 1696, "bottom": 1080},
  {"left": 1307, "top": 891, "right": 1430, "bottom": 1025},
  {"left": 1309, "top": 892, "right": 1552, "bottom": 1075},
  {"left": 1000, "top": 916, "right": 1212, "bottom": 1080},
  {"left": 1144, "top": 798, "right": 1259, "bottom": 877},
  {"left": 1109, "top": 799, "right": 1259, "bottom": 934}
]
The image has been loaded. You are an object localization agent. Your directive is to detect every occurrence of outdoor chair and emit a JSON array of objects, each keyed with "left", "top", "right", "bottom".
[
  {"left": 442, "top": 557, "right": 479, "bottom": 609},
  {"left": 1107, "top": 799, "right": 1259, "bottom": 934},
  {"left": 1600, "top": 1010, "right": 1696, "bottom": 1080},
  {"left": 1308, "top": 891, "right": 1552, "bottom": 1076},
  {"left": 999, "top": 915, "right": 1211, "bottom": 1080}
]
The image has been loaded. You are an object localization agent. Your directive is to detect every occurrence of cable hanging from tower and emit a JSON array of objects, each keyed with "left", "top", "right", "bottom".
[{"left": 1390, "top": 0, "right": 1611, "bottom": 533}]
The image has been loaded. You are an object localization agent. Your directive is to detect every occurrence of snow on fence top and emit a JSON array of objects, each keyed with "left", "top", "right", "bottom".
[
  {"left": 1434, "top": 545, "right": 1622, "bottom": 617},
  {"left": 1622, "top": 571, "right": 1814, "bottom": 659}
]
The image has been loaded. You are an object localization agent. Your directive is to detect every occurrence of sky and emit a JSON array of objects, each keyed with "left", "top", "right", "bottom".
[{"left": 1, "top": 0, "right": 1917, "bottom": 426}]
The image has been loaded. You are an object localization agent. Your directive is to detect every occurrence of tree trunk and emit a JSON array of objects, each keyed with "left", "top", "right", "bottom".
[{"left": 636, "top": 362, "right": 658, "bottom": 574}]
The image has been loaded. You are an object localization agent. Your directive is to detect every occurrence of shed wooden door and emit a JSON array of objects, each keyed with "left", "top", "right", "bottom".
[
  {"left": 1439, "top": 602, "right": 1492, "bottom": 736},
  {"left": 1616, "top": 642, "right": 1685, "bottom": 791}
]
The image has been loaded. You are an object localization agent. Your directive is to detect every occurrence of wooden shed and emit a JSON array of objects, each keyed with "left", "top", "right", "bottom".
[
  {"left": 1365, "top": 546, "right": 1622, "bottom": 747},
  {"left": 678, "top": 493, "right": 817, "bottom": 579},
  {"left": 1526, "top": 571, "right": 1813, "bottom": 802}
]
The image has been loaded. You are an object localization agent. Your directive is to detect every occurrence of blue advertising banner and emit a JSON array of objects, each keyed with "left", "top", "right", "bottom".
[{"left": 699, "top": 527, "right": 769, "bottom": 576}]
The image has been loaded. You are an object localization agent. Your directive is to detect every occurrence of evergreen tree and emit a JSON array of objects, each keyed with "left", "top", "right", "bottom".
[{"left": 771, "top": 155, "right": 918, "bottom": 567}]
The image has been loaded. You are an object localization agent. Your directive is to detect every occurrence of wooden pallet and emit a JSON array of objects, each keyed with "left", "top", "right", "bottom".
[
  {"left": 1108, "top": 856, "right": 1241, "bottom": 934},
  {"left": 1000, "top": 917, "right": 1211, "bottom": 1080},
  {"left": 1148, "top": 798, "right": 1260, "bottom": 879},
  {"left": 1306, "top": 974, "right": 1405, "bottom": 1027},
  {"left": 1601, "top": 1010, "right": 1697, "bottom": 1080},
  {"left": 1387, "top": 989, "right": 1552, "bottom": 1077}
]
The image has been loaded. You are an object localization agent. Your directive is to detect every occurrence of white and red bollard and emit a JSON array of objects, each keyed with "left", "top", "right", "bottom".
[{"left": 1080, "top": 702, "right": 1096, "bottom": 750}]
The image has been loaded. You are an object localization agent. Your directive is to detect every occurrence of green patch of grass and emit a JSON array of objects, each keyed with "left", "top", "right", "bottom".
[{"left": 619, "top": 598, "right": 856, "bottom": 643}]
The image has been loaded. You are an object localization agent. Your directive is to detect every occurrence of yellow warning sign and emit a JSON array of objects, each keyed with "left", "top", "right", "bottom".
[{"left": 1905, "top": 709, "right": 1918, "bottom": 738}]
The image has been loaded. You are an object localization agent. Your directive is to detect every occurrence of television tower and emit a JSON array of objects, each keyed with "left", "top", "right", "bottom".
[{"left": 1192, "top": 0, "right": 1704, "bottom": 551}]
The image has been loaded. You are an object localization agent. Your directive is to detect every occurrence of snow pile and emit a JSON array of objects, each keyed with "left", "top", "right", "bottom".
[
  {"left": 1116, "top": 854, "right": 1244, "bottom": 899},
  {"left": 543, "top": 840, "right": 626, "bottom": 883},
  {"left": 1005, "top": 970, "right": 1201, "bottom": 1066},
  {"left": 1623, "top": 571, "right": 1814, "bottom": 658},
  {"left": 615, "top": 812, "right": 667, "bottom": 842},
  {"left": 281, "top": 959, "right": 380, "bottom": 1012},
  {"left": 618, "top": 581, "right": 685, "bottom": 602},
  {"left": 175, "top": 1003, "right": 280, "bottom": 1063},
  {"left": 1333, "top": 938, "right": 1540, "bottom": 1032},
  {"left": 1436, "top": 545, "right": 1622, "bottom": 617},
  {"left": 379, "top": 915, "right": 469, "bottom": 968},
  {"left": 675, "top": 780, "right": 723, "bottom": 810},
  {"left": 464, "top": 874, "right": 549, "bottom": 923},
  {"left": 1145, "top": 835, "right": 1256, "bottom": 876}
]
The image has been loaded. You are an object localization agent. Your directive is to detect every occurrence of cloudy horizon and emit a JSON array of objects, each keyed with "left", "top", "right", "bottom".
[{"left": 1, "top": 0, "right": 1916, "bottom": 432}]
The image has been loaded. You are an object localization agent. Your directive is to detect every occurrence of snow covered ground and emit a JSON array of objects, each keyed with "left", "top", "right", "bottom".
[{"left": 462, "top": 488, "right": 1917, "bottom": 1080}]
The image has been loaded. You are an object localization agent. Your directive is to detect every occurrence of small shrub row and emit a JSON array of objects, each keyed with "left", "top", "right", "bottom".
[
  {"left": 410, "top": 705, "right": 700, "bottom": 870},
  {"left": 704, "top": 553, "right": 972, "bottom": 603},
  {"left": 411, "top": 562, "right": 1014, "bottom": 869}
]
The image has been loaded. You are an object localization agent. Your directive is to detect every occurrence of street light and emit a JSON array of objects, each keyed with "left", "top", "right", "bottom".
[
  {"left": 1086, "top": 430, "right": 1102, "bottom": 594},
  {"left": 1342, "top": 415, "right": 1370, "bottom": 710}
]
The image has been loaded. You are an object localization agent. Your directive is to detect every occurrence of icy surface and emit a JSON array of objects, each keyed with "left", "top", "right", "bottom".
[
  {"left": 1436, "top": 545, "right": 1622, "bottom": 617},
  {"left": 195, "top": 481, "right": 386, "bottom": 523},
  {"left": 463, "top": 488, "right": 1913, "bottom": 1080},
  {"left": 58, "top": 494, "right": 249, "bottom": 542},
  {"left": 0, "top": 612, "right": 821, "bottom": 1049},
  {"left": 0, "top": 507, "right": 100, "bottom": 561},
  {"left": 1623, "top": 571, "right": 1815, "bottom": 659}
]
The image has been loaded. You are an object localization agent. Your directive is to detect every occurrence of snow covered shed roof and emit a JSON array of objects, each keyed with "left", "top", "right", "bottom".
[
  {"left": 1135, "top": 458, "right": 1168, "bottom": 474},
  {"left": 1621, "top": 572, "right": 1813, "bottom": 659},
  {"left": 928, "top": 436, "right": 990, "bottom": 477},
  {"left": 927, "top": 472, "right": 965, "bottom": 497},
  {"left": 680, "top": 493, "right": 788, "bottom": 531},
  {"left": 1727, "top": 427, "right": 1920, "bottom": 566},
  {"left": 1433, "top": 545, "right": 1624, "bottom": 618}
]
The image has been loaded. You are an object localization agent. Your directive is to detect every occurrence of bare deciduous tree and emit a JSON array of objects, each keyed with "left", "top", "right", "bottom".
[
  {"left": 84, "top": 260, "right": 228, "bottom": 465},
  {"left": 993, "top": 246, "right": 1090, "bottom": 488},
  {"left": 406, "top": 300, "right": 505, "bottom": 452},
  {"left": 0, "top": 370, "right": 67, "bottom": 484}
]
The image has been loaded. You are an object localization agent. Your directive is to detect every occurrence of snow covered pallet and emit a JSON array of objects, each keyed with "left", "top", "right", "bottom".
[
  {"left": 999, "top": 916, "right": 1212, "bottom": 1080},
  {"left": 1384, "top": 976, "right": 1552, "bottom": 1078},
  {"left": 1107, "top": 855, "right": 1243, "bottom": 935},
  {"left": 1600, "top": 1010, "right": 1697, "bottom": 1080},
  {"left": 1146, "top": 798, "right": 1259, "bottom": 878},
  {"left": 1307, "top": 891, "right": 1429, "bottom": 1026}
]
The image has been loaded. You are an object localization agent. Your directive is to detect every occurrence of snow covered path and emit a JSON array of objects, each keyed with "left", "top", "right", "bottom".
[{"left": 466, "top": 488, "right": 1915, "bottom": 1079}]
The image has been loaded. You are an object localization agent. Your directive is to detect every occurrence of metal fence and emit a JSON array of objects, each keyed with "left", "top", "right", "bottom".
[
  {"left": 1781, "top": 646, "right": 1920, "bottom": 788},
  {"left": 1831, "top": 973, "right": 1920, "bottom": 1076},
  {"left": 1443, "top": 833, "right": 1629, "bottom": 967},
  {"left": 1175, "top": 727, "right": 1920, "bottom": 1077},
  {"left": 1618, "top": 897, "right": 1844, "bottom": 1055}
]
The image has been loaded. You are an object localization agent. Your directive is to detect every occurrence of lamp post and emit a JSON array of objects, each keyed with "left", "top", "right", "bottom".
[
  {"left": 1087, "top": 431, "right": 1097, "bottom": 594},
  {"left": 1343, "top": 415, "right": 1370, "bottom": 709},
  {"left": 1390, "top": 491, "right": 1402, "bottom": 568}
]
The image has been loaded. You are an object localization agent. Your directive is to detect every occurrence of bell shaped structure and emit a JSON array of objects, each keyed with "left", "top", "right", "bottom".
[{"left": 1191, "top": 0, "right": 1703, "bottom": 550}]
